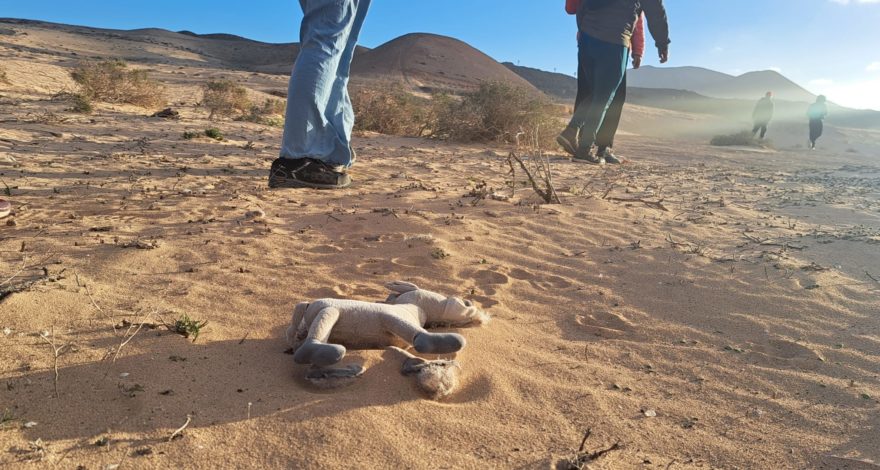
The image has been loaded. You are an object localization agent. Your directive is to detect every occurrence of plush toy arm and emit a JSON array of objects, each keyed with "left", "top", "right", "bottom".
[
  {"left": 385, "top": 281, "right": 420, "bottom": 295},
  {"left": 293, "top": 307, "right": 346, "bottom": 367},
  {"left": 384, "top": 281, "right": 421, "bottom": 303},
  {"left": 286, "top": 302, "right": 311, "bottom": 347},
  {"left": 382, "top": 314, "right": 466, "bottom": 355}
]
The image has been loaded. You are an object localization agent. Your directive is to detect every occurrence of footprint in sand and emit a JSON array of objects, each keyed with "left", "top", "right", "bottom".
[
  {"left": 509, "top": 268, "right": 533, "bottom": 281},
  {"left": 306, "top": 244, "right": 343, "bottom": 254},
  {"left": 471, "top": 270, "right": 510, "bottom": 286},
  {"left": 574, "top": 310, "right": 635, "bottom": 339},
  {"left": 508, "top": 268, "right": 573, "bottom": 290},
  {"left": 766, "top": 339, "right": 824, "bottom": 361},
  {"left": 355, "top": 258, "right": 397, "bottom": 277}
]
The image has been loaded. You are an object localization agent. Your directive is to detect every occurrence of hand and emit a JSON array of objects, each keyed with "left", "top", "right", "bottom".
[
  {"left": 658, "top": 47, "right": 669, "bottom": 64},
  {"left": 632, "top": 55, "right": 642, "bottom": 69}
]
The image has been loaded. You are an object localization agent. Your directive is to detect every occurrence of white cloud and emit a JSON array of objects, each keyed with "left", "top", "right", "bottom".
[
  {"left": 868, "top": 62, "right": 880, "bottom": 71},
  {"left": 829, "top": 0, "right": 880, "bottom": 4}
]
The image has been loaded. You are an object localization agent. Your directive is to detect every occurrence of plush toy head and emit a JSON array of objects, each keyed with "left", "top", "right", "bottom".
[{"left": 385, "top": 281, "right": 490, "bottom": 327}]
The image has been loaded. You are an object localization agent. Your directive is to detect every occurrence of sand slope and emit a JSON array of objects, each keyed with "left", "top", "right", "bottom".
[{"left": 1, "top": 19, "right": 880, "bottom": 470}]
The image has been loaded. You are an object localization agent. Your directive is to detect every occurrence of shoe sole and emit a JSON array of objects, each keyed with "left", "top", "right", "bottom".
[
  {"left": 269, "top": 177, "right": 351, "bottom": 190},
  {"left": 556, "top": 135, "right": 578, "bottom": 157}
]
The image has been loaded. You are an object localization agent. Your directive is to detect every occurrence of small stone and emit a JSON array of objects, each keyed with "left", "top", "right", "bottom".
[
  {"left": 244, "top": 209, "right": 265, "bottom": 220},
  {"left": 23, "top": 421, "right": 37, "bottom": 428},
  {"left": 119, "top": 372, "right": 130, "bottom": 378},
  {"left": 643, "top": 409, "right": 657, "bottom": 418}
]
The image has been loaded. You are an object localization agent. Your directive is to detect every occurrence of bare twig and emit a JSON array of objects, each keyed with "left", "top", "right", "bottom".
[
  {"left": 38, "top": 328, "right": 70, "bottom": 398},
  {"left": 1, "top": 272, "right": 66, "bottom": 303},
  {"left": 606, "top": 197, "right": 669, "bottom": 211},
  {"left": 168, "top": 415, "right": 192, "bottom": 442}
]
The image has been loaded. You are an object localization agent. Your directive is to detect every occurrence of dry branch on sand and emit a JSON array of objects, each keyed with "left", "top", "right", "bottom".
[
  {"left": 558, "top": 429, "right": 623, "bottom": 470},
  {"left": 506, "top": 129, "right": 560, "bottom": 204},
  {"left": 38, "top": 328, "right": 72, "bottom": 398}
]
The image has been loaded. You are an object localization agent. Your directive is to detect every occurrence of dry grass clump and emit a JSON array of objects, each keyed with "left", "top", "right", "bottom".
[
  {"left": 710, "top": 130, "right": 760, "bottom": 147},
  {"left": 202, "top": 79, "right": 251, "bottom": 119},
  {"left": 239, "top": 98, "right": 286, "bottom": 127},
  {"left": 0, "top": 66, "right": 9, "bottom": 85},
  {"left": 71, "top": 60, "right": 166, "bottom": 108},
  {"left": 352, "top": 84, "right": 433, "bottom": 136}
]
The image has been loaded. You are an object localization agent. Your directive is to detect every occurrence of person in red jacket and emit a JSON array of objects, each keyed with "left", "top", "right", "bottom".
[{"left": 559, "top": 0, "right": 669, "bottom": 164}]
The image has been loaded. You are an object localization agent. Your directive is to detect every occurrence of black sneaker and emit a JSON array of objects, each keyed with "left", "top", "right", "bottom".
[
  {"left": 556, "top": 127, "right": 579, "bottom": 157},
  {"left": 599, "top": 147, "right": 622, "bottom": 164},
  {"left": 572, "top": 150, "right": 603, "bottom": 165},
  {"left": 268, "top": 158, "right": 351, "bottom": 189}
]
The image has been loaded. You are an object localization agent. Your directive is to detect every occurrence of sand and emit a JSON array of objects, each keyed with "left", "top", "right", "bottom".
[{"left": 1, "top": 20, "right": 880, "bottom": 470}]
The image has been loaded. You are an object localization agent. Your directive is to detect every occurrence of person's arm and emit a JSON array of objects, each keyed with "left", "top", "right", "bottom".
[
  {"left": 640, "top": 0, "right": 670, "bottom": 63},
  {"left": 631, "top": 13, "right": 645, "bottom": 68},
  {"left": 565, "top": 0, "right": 580, "bottom": 15}
]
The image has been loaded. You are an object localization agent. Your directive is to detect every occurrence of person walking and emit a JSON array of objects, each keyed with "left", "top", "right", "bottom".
[
  {"left": 564, "top": 1, "right": 645, "bottom": 164},
  {"left": 557, "top": 0, "right": 670, "bottom": 165},
  {"left": 269, "top": 0, "right": 372, "bottom": 190},
  {"left": 807, "top": 95, "right": 828, "bottom": 150},
  {"left": 752, "top": 91, "right": 774, "bottom": 140}
]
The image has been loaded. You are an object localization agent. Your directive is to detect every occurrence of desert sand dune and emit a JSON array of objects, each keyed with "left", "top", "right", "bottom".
[{"left": 1, "top": 19, "right": 879, "bottom": 470}]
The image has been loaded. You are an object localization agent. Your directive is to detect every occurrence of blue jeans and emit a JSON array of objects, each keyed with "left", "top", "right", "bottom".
[
  {"left": 280, "top": 0, "right": 371, "bottom": 167},
  {"left": 568, "top": 34, "right": 629, "bottom": 153}
]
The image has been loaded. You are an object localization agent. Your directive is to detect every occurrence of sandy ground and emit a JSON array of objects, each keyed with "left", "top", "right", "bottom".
[{"left": 2, "top": 20, "right": 880, "bottom": 470}]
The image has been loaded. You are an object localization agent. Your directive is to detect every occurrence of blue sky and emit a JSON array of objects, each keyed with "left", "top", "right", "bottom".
[{"left": 3, "top": 0, "right": 879, "bottom": 110}]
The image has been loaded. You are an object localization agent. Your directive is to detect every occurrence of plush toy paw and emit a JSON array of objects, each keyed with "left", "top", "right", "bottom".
[
  {"left": 293, "top": 340, "right": 346, "bottom": 367},
  {"left": 413, "top": 332, "right": 466, "bottom": 354},
  {"left": 402, "top": 357, "right": 461, "bottom": 400},
  {"left": 306, "top": 364, "right": 365, "bottom": 390}
]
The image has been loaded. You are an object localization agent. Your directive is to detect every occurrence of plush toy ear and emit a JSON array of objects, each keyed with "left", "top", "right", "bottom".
[{"left": 385, "top": 281, "right": 420, "bottom": 295}]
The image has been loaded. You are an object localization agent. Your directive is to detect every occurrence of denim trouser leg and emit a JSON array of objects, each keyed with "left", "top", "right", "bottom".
[
  {"left": 280, "top": 0, "right": 371, "bottom": 167},
  {"left": 596, "top": 72, "right": 627, "bottom": 149},
  {"left": 327, "top": 0, "right": 370, "bottom": 164},
  {"left": 567, "top": 35, "right": 628, "bottom": 153}
]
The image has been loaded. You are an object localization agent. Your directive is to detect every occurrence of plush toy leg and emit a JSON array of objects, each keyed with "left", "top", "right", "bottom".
[
  {"left": 293, "top": 307, "right": 347, "bottom": 367},
  {"left": 387, "top": 346, "right": 461, "bottom": 400},
  {"left": 383, "top": 316, "right": 466, "bottom": 354}
]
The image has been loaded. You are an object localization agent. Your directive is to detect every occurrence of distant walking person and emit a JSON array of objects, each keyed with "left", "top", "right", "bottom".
[
  {"left": 269, "top": 0, "right": 372, "bottom": 190},
  {"left": 752, "top": 91, "right": 774, "bottom": 140},
  {"left": 557, "top": 0, "right": 670, "bottom": 165},
  {"left": 807, "top": 95, "right": 828, "bottom": 150}
]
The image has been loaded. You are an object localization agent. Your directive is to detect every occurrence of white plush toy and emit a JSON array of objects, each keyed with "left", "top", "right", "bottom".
[{"left": 286, "top": 281, "right": 489, "bottom": 398}]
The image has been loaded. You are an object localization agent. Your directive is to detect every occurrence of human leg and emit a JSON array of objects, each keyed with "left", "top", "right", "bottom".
[
  {"left": 325, "top": 0, "right": 371, "bottom": 166},
  {"left": 558, "top": 39, "right": 593, "bottom": 156},
  {"left": 597, "top": 72, "right": 627, "bottom": 163},
  {"left": 573, "top": 36, "right": 628, "bottom": 154},
  {"left": 280, "top": 0, "right": 367, "bottom": 167}
]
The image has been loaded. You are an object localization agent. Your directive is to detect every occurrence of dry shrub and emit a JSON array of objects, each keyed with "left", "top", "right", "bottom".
[
  {"left": 71, "top": 60, "right": 166, "bottom": 108},
  {"left": 434, "top": 82, "right": 559, "bottom": 148},
  {"left": 710, "top": 130, "right": 759, "bottom": 147},
  {"left": 202, "top": 80, "right": 251, "bottom": 119},
  {"left": 349, "top": 82, "right": 560, "bottom": 149},
  {"left": 239, "top": 98, "right": 285, "bottom": 127},
  {"left": 51, "top": 92, "right": 94, "bottom": 114},
  {"left": 0, "top": 66, "right": 8, "bottom": 85},
  {"left": 352, "top": 84, "right": 433, "bottom": 136}
]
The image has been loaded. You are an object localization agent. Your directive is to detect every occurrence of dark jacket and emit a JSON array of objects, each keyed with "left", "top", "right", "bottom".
[
  {"left": 753, "top": 97, "right": 774, "bottom": 123},
  {"left": 577, "top": 0, "right": 670, "bottom": 50}
]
